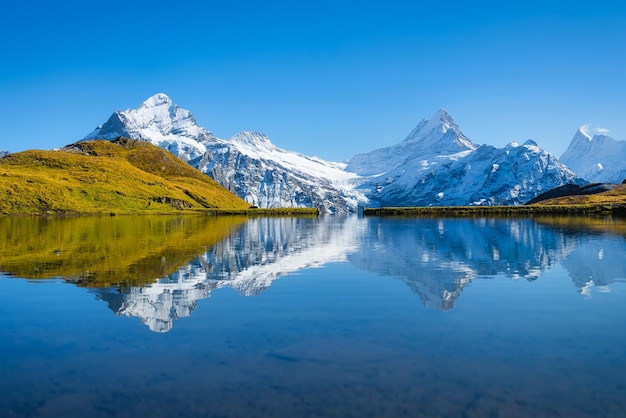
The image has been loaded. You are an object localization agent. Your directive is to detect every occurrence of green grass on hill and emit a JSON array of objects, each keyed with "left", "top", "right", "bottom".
[{"left": 0, "top": 138, "right": 251, "bottom": 215}]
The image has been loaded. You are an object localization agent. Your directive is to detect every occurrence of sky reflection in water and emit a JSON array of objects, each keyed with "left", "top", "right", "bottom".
[{"left": 1, "top": 215, "right": 625, "bottom": 417}]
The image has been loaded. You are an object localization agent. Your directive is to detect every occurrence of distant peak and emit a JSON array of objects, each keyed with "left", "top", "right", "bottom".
[
  {"left": 577, "top": 124, "right": 612, "bottom": 141},
  {"left": 140, "top": 93, "right": 173, "bottom": 108},
  {"left": 424, "top": 108, "right": 459, "bottom": 133},
  {"left": 410, "top": 108, "right": 460, "bottom": 136},
  {"left": 432, "top": 108, "right": 451, "bottom": 120},
  {"left": 577, "top": 124, "right": 593, "bottom": 140},
  {"left": 401, "top": 108, "right": 476, "bottom": 153}
]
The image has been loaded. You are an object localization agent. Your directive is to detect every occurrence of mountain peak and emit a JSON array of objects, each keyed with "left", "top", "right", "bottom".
[
  {"left": 432, "top": 108, "right": 455, "bottom": 128},
  {"left": 577, "top": 125, "right": 593, "bottom": 141},
  {"left": 83, "top": 93, "right": 215, "bottom": 162},
  {"left": 563, "top": 126, "right": 604, "bottom": 158},
  {"left": 413, "top": 108, "right": 459, "bottom": 136},
  {"left": 140, "top": 93, "right": 173, "bottom": 109},
  {"left": 401, "top": 109, "right": 476, "bottom": 153},
  {"left": 561, "top": 124, "right": 626, "bottom": 183}
]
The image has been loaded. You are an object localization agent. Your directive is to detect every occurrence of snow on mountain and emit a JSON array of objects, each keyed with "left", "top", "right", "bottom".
[
  {"left": 348, "top": 118, "right": 584, "bottom": 206},
  {"left": 84, "top": 93, "right": 216, "bottom": 162},
  {"left": 85, "top": 93, "right": 367, "bottom": 214},
  {"left": 560, "top": 127, "right": 626, "bottom": 183},
  {"left": 194, "top": 131, "right": 367, "bottom": 212},
  {"left": 0, "top": 150, "right": 8, "bottom": 158},
  {"left": 84, "top": 94, "right": 586, "bottom": 210},
  {"left": 346, "top": 109, "right": 477, "bottom": 176}
]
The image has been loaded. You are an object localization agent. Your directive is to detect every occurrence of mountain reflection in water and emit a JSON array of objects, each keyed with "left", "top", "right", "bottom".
[
  {"left": 90, "top": 216, "right": 363, "bottom": 332},
  {"left": 1, "top": 215, "right": 625, "bottom": 332},
  {"left": 351, "top": 217, "right": 625, "bottom": 310}
]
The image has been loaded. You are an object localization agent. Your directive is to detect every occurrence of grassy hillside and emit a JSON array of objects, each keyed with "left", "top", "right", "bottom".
[
  {"left": 0, "top": 138, "right": 251, "bottom": 215},
  {"left": 532, "top": 184, "right": 626, "bottom": 206}
]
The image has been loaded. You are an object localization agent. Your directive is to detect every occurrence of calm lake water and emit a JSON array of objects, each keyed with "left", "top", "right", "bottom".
[{"left": 1, "top": 215, "right": 625, "bottom": 418}]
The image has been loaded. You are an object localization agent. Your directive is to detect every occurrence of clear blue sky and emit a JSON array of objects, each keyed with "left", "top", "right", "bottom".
[{"left": 1, "top": 0, "right": 625, "bottom": 162}]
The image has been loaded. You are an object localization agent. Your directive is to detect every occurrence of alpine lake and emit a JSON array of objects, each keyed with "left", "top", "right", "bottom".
[{"left": 1, "top": 214, "right": 625, "bottom": 418}]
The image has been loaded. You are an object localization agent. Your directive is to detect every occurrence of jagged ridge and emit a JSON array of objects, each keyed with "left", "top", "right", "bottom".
[
  {"left": 86, "top": 94, "right": 367, "bottom": 214},
  {"left": 84, "top": 94, "right": 587, "bottom": 210}
]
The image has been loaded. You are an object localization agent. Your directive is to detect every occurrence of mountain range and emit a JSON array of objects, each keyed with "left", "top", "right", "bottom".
[
  {"left": 84, "top": 93, "right": 624, "bottom": 212},
  {"left": 85, "top": 94, "right": 367, "bottom": 214}
]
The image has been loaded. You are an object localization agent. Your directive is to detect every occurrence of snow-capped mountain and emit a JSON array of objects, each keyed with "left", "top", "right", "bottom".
[
  {"left": 85, "top": 93, "right": 366, "bottom": 214},
  {"left": 0, "top": 150, "right": 8, "bottom": 158},
  {"left": 193, "top": 131, "right": 366, "bottom": 212},
  {"left": 560, "top": 127, "right": 626, "bottom": 183},
  {"left": 84, "top": 94, "right": 585, "bottom": 210},
  {"left": 84, "top": 93, "right": 214, "bottom": 161},
  {"left": 347, "top": 110, "right": 584, "bottom": 206},
  {"left": 346, "top": 108, "right": 477, "bottom": 176}
]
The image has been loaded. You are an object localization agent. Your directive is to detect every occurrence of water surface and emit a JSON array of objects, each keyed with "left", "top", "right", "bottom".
[{"left": 1, "top": 215, "right": 625, "bottom": 417}]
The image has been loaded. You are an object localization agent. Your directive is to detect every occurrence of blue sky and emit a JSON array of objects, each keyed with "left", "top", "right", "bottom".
[{"left": 1, "top": 1, "right": 625, "bottom": 161}]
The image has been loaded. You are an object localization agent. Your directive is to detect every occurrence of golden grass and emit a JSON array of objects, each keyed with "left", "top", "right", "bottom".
[
  {"left": 535, "top": 184, "right": 626, "bottom": 205},
  {"left": 0, "top": 215, "right": 247, "bottom": 287},
  {"left": 533, "top": 215, "right": 626, "bottom": 237},
  {"left": 0, "top": 138, "right": 251, "bottom": 215}
]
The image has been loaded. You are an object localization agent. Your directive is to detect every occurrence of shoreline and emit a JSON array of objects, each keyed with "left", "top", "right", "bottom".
[
  {"left": 363, "top": 203, "right": 626, "bottom": 217},
  {"left": 0, "top": 207, "right": 320, "bottom": 218}
]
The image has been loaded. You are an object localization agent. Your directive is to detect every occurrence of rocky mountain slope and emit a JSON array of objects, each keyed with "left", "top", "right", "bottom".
[
  {"left": 560, "top": 127, "right": 626, "bottom": 183},
  {"left": 85, "top": 94, "right": 366, "bottom": 214},
  {"left": 347, "top": 111, "right": 584, "bottom": 206},
  {"left": 84, "top": 94, "right": 586, "bottom": 210}
]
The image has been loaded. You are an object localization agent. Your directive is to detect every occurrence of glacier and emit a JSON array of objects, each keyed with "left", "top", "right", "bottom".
[
  {"left": 85, "top": 93, "right": 367, "bottom": 214},
  {"left": 84, "top": 93, "right": 586, "bottom": 211}
]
